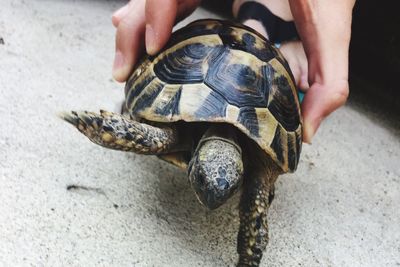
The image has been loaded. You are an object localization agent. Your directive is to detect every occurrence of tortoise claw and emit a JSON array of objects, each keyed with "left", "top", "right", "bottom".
[
  {"left": 59, "top": 111, "right": 103, "bottom": 132},
  {"left": 58, "top": 111, "right": 80, "bottom": 126}
]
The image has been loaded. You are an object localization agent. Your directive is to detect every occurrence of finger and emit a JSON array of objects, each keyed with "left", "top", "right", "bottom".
[
  {"left": 279, "top": 41, "right": 309, "bottom": 90},
  {"left": 289, "top": 65, "right": 302, "bottom": 88},
  {"left": 301, "top": 81, "right": 349, "bottom": 143},
  {"left": 111, "top": 3, "right": 130, "bottom": 28},
  {"left": 145, "top": 0, "right": 177, "bottom": 55},
  {"left": 299, "top": 74, "right": 310, "bottom": 91},
  {"left": 286, "top": 63, "right": 309, "bottom": 91},
  {"left": 113, "top": 0, "right": 146, "bottom": 82}
]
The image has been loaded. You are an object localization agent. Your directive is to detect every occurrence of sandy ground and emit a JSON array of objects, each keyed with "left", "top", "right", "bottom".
[{"left": 0, "top": 0, "right": 399, "bottom": 266}]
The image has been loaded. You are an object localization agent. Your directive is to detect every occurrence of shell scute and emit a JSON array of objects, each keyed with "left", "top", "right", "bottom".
[
  {"left": 267, "top": 74, "right": 300, "bottom": 132},
  {"left": 154, "top": 86, "right": 182, "bottom": 117},
  {"left": 218, "top": 27, "right": 277, "bottom": 63},
  {"left": 130, "top": 78, "right": 164, "bottom": 115},
  {"left": 154, "top": 43, "right": 214, "bottom": 84},
  {"left": 204, "top": 49, "right": 271, "bottom": 108},
  {"left": 237, "top": 107, "right": 260, "bottom": 137},
  {"left": 194, "top": 90, "right": 228, "bottom": 120}
]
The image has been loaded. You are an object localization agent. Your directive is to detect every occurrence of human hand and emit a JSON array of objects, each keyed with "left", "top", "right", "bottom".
[
  {"left": 233, "top": 0, "right": 354, "bottom": 143},
  {"left": 289, "top": 0, "right": 356, "bottom": 143},
  {"left": 111, "top": 0, "right": 201, "bottom": 82}
]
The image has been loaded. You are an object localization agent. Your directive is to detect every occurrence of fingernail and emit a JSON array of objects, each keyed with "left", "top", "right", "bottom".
[
  {"left": 303, "top": 117, "right": 321, "bottom": 144},
  {"left": 303, "top": 121, "right": 315, "bottom": 145},
  {"left": 300, "top": 75, "right": 309, "bottom": 90},
  {"left": 112, "top": 51, "right": 128, "bottom": 82},
  {"left": 145, "top": 24, "right": 157, "bottom": 55}
]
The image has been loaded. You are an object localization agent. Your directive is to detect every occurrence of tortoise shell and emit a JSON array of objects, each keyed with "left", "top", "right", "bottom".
[{"left": 124, "top": 19, "right": 302, "bottom": 172}]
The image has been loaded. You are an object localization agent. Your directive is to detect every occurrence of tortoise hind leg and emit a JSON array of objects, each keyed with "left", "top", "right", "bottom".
[
  {"left": 60, "top": 110, "right": 181, "bottom": 154},
  {"left": 237, "top": 154, "right": 281, "bottom": 267}
]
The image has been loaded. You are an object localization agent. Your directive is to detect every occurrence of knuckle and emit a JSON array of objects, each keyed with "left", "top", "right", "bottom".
[{"left": 332, "top": 82, "right": 349, "bottom": 107}]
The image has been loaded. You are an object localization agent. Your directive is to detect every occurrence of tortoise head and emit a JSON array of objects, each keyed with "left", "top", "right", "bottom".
[{"left": 188, "top": 127, "right": 244, "bottom": 210}]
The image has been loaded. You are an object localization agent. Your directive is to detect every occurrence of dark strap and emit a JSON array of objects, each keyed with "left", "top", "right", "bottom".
[{"left": 237, "top": 1, "right": 300, "bottom": 43}]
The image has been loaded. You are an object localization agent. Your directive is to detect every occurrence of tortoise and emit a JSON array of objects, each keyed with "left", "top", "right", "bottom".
[{"left": 61, "top": 19, "right": 302, "bottom": 267}]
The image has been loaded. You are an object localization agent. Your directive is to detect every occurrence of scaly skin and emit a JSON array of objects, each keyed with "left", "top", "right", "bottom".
[
  {"left": 188, "top": 126, "right": 244, "bottom": 210},
  {"left": 60, "top": 110, "right": 181, "bottom": 154},
  {"left": 237, "top": 152, "right": 281, "bottom": 267}
]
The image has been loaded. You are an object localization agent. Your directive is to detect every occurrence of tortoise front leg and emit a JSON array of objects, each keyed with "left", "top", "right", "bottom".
[
  {"left": 237, "top": 156, "right": 281, "bottom": 267},
  {"left": 60, "top": 110, "right": 181, "bottom": 154}
]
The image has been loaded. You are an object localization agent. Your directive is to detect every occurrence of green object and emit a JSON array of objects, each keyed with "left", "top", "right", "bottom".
[{"left": 298, "top": 91, "right": 305, "bottom": 103}]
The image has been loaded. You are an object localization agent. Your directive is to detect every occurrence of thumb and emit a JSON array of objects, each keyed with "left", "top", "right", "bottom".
[
  {"left": 301, "top": 80, "right": 349, "bottom": 143},
  {"left": 145, "top": 0, "right": 177, "bottom": 55}
]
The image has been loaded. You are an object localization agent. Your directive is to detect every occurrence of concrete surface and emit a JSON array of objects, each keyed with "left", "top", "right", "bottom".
[{"left": 0, "top": 0, "right": 399, "bottom": 266}]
